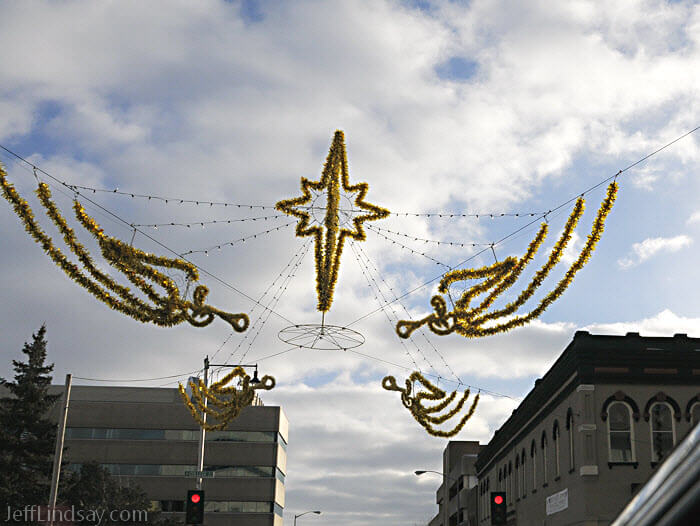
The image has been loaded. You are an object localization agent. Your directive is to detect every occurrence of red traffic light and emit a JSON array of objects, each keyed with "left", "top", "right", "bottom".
[
  {"left": 191, "top": 494, "right": 201, "bottom": 504},
  {"left": 494, "top": 495, "right": 504, "bottom": 505}
]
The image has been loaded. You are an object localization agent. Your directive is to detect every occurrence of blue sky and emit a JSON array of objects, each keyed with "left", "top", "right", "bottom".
[{"left": 1, "top": 1, "right": 699, "bottom": 525}]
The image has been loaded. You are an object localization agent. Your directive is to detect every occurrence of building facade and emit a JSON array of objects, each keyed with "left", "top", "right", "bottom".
[
  {"left": 428, "top": 331, "right": 700, "bottom": 526},
  {"left": 49, "top": 385, "right": 288, "bottom": 526},
  {"left": 428, "top": 441, "right": 480, "bottom": 526}
]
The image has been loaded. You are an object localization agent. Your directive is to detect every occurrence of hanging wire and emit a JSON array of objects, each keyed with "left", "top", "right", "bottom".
[
  {"left": 347, "top": 125, "right": 700, "bottom": 327},
  {"left": 369, "top": 224, "right": 491, "bottom": 248},
  {"left": 230, "top": 240, "right": 311, "bottom": 367},
  {"left": 180, "top": 221, "right": 296, "bottom": 255},
  {"left": 0, "top": 145, "right": 298, "bottom": 326},
  {"left": 353, "top": 241, "right": 466, "bottom": 387},
  {"left": 365, "top": 224, "right": 454, "bottom": 269},
  {"left": 132, "top": 214, "right": 288, "bottom": 228},
  {"left": 349, "top": 240, "right": 427, "bottom": 375},
  {"left": 208, "top": 240, "right": 311, "bottom": 368}
]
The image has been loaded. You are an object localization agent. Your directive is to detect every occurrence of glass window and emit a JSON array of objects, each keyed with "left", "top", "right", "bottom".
[
  {"left": 567, "top": 411, "right": 575, "bottom": 471},
  {"left": 203, "top": 501, "right": 272, "bottom": 513},
  {"left": 553, "top": 422, "right": 561, "bottom": 478},
  {"left": 692, "top": 403, "right": 700, "bottom": 427},
  {"left": 65, "top": 428, "right": 276, "bottom": 442},
  {"left": 521, "top": 451, "right": 526, "bottom": 497},
  {"left": 531, "top": 442, "right": 536, "bottom": 490},
  {"left": 650, "top": 402, "right": 675, "bottom": 462},
  {"left": 608, "top": 401, "right": 635, "bottom": 462},
  {"left": 514, "top": 457, "right": 519, "bottom": 500},
  {"left": 542, "top": 435, "right": 548, "bottom": 485}
]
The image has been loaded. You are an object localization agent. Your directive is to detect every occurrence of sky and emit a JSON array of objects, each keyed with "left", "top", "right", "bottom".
[{"left": 1, "top": 1, "right": 699, "bottom": 524}]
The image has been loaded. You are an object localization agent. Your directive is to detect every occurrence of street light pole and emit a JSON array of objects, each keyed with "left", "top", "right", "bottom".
[
  {"left": 294, "top": 510, "right": 321, "bottom": 525},
  {"left": 416, "top": 470, "right": 462, "bottom": 526}
]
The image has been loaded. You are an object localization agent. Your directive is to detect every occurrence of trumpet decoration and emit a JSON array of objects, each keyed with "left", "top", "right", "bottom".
[
  {"left": 396, "top": 182, "right": 618, "bottom": 339},
  {"left": 276, "top": 130, "right": 390, "bottom": 312},
  {"left": 178, "top": 367, "right": 275, "bottom": 430},
  {"left": 382, "top": 372, "right": 480, "bottom": 437},
  {"left": 0, "top": 162, "right": 249, "bottom": 331}
]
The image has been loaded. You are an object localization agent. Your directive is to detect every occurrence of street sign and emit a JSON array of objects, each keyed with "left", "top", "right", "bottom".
[{"left": 185, "top": 470, "right": 215, "bottom": 478}]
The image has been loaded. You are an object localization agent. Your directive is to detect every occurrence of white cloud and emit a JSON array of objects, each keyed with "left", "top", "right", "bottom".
[
  {"left": 585, "top": 309, "right": 700, "bottom": 337},
  {"left": 687, "top": 211, "right": 700, "bottom": 225},
  {"left": 617, "top": 235, "right": 692, "bottom": 268}
]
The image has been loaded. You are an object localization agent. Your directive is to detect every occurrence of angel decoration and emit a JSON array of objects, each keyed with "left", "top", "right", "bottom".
[
  {"left": 0, "top": 162, "right": 249, "bottom": 331},
  {"left": 382, "top": 372, "right": 480, "bottom": 438},
  {"left": 396, "top": 181, "right": 618, "bottom": 339},
  {"left": 179, "top": 367, "right": 276, "bottom": 430}
]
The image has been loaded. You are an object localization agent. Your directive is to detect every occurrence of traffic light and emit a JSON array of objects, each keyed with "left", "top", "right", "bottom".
[
  {"left": 186, "top": 489, "right": 205, "bottom": 524},
  {"left": 491, "top": 491, "right": 507, "bottom": 525}
]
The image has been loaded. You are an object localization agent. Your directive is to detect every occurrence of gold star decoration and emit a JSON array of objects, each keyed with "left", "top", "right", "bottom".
[{"left": 276, "top": 130, "right": 390, "bottom": 312}]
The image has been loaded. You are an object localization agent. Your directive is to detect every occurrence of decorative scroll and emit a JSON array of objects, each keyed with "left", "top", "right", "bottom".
[
  {"left": 0, "top": 162, "right": 249, "bottom": 331},
  {"left": 397, "top": 182, "right": 618, "bottom": 339},
  {"left": 276, "top": 130, "right": 390, "bottom": 312},
  {"left": 178, "top": 367, "right": 275, "bottom": 430},
  {"left": 382, "top": 371, "right": 480, "bottom": 437}
]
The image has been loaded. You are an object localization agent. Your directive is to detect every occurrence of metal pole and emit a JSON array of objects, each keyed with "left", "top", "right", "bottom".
[
  {"left": 48, "top": 373, "right": 72, "bottom": 525},
  {"left": 196, "top": 357, "right": 209, "bottom": 490},
  {"left": 457, "top": 474, "right": 461, "bottom": 526}
]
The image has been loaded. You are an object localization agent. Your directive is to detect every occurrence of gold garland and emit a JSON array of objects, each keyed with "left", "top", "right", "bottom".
[
  {"left": 382, "top": 371, "right": 480, "bottom": 437},
  {"left": 275, "top": 131, "right": 390, "bottom": 312},
  {"left": 0, "top": 162, "right": 249, "bottom": 331},
  {"left": 178, "top": 367, "right": 275, "bottom": 430},
  {"left": 396, "top": 182, "right": 618, "bottom": 339}
]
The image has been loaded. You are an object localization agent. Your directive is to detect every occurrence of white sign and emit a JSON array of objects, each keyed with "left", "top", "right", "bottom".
[{"left": 546, "top": 488, "right": 568, "bottom": 515}]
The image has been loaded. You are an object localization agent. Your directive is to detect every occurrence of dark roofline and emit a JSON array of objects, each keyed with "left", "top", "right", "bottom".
[{"left": 475, "top": 331, "right": 700, "bottom": 474}]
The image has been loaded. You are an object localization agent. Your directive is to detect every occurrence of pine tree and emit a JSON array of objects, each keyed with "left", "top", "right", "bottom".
[{"left": 0, "top": 325, "right": 61, "bottom": 510}]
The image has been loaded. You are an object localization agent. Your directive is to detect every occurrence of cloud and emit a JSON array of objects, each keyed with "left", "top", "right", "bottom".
[
  {"left": 617, "top": 235, "right": 692, "bottom": 268},
  {"left": 585, "top": 309, "right": 700, "bottom": 337},
  {"left": 687, "top": 211, "right": 700, "bottom": 225}
]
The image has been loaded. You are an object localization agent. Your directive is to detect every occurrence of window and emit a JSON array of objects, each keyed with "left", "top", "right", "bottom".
[
  {"left": 650, "top": 402, "right": 675, "bottom": 462},
  {"left": 567, "top": 409, "right": 575, "bottom": 472},
  {"left": 530, "top": 441, "right": 537, "bottom": 491},
  {"left": 508, "top": 462, "right": 512, "bottom": 505},
  {"left": 521, "top": 450, "right": 526, "bottom": 498},
  {"left": 553, "top": 421, "right": 561, "bottom": 478},
  {"left": 608, "top": 401, "right": 635, "bottom": 462},
  {"left": 692, "top": 402, "right": 700, "bottom": 427},
  {"left": 541, "top": 432, "right": 548, "bottom": 485},
  {"left": 514, "top": 457, "right": 519, "bottom": 500}
]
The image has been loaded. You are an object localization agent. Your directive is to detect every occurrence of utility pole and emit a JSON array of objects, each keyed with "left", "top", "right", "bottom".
[
  {"left": 48, "top": 373, "right": 72, "bottom": 526},
  {"left": 196, "top": 357, "right": 209, "bottom": 490}
]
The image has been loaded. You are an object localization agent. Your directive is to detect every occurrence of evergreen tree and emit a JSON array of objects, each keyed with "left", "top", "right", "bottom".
[{"left": 0, "top": 325, "right": 60, "bottom": 510}]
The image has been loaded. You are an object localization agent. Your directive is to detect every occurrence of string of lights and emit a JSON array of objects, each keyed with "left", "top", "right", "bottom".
[
  {"left": 369, "top": 224, "right": 491, "bottom": 248},
  {"left": 179, "top": 221, "right": 297, "bottom": 255},
  {"left": 132, "top": 214, "right": 288, "bottom": 228},
  {"left": 0, "top": 144, "right": 298, "bottom": 326},
  {"left": 349, "top": 241, "right": 428, "bottom": 375},
  {"left": 228, "top": 240, "right": 311, "bottom": 367},
  {"left": 209, "top": 240, "right": 311, "bottom": 364},
  {"left": 353, "top": 240, "right": 466, "bottom": 387},
  {"left": 348, "top": 125, "right": 700, "bottom": 327},
  {"left": 365, "top": 224, "right": 453, "bottom": 268},
  {"left": 31, "top": 180, "right": 550, "bottom": 219}
]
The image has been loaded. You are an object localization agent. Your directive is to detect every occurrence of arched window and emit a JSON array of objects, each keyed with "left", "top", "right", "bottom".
[
  {"left": 541, "top": 431, "right": 548, "bottom": 485},
  {"left": 608, "top": 401, "right": 635, "bottom": 462},
  {"left": 514, "top": 456, "right": 520, "bottom": 500},
  {"left": 650, "top": 402, "right": 675, "bottom": 462},
  {"left": 553, "top": 420, "right": 561, "bottom": 478},
  {"left": 508, "top": 461, "right": 512, "bottom": 505},
  {"left": 566, "top": 408, "right": 575, "bottom": 472},
  {"left": 530, "top": 440, "right": 537, "bottom": 491},
  {"left": 521, "top": 450, "right": 526, "bottom": 497},
  {"left": 692, "top": 402, "right": 700, "bottom": 427}
]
